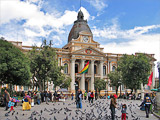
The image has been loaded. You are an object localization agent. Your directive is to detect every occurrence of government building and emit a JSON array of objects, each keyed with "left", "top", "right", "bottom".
[{"left": 6, "top": 10, "right": 156, "bottom": 94}]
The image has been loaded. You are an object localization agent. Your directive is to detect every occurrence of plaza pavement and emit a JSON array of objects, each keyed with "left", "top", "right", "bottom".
[{"left": 0, "top": 99, "right": 158, "bottom": 120}]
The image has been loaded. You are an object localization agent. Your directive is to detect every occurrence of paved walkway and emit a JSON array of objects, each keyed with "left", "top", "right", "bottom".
[{"left": 0, "top": 99, "right": 158, "bottom": 120}]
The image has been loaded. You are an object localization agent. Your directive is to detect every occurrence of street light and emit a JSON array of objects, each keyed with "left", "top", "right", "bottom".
[
  {"left": 157, "top": 62, "right": 160, "bottom": 92},
  {"left": 118, "top": 81, "right": 122, "bottom": 98},
  {"left": 74, "top": 83, "right": 78, "bottom": 98}
]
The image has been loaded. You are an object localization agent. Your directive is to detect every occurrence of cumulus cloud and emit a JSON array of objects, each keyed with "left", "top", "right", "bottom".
[
  {"left": 0, "top": 0, "right": 91, "bottom": 46},
  {"left": 101, "top": 34, "right": 160, "bottom": 76},
  {"left": 92, "top": 18, "right": 160, "bottom": 40},
  {"left": 86, "top": 0, "right": 108, "bottom": 11}
]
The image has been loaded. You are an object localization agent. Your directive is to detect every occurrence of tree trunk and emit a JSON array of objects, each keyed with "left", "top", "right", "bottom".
[
  {"left": 38, "top": 83, "right": 42, "bottom": 91},
  {"left": 131, "top": 88, "right": 133, "bottom": 94},
  {"left": 116, "top": 87, "right": 118, "bottom": 95},
  {"left": 134, "top": 89, "right": 137, "bottom": 98}
]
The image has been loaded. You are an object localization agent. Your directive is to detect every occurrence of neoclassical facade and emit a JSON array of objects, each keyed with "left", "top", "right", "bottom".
[
  {"left": 6, "top": 10, "right": 156, "bottom": 94},
  {"left": 55, "top": 10, "right": 156, "bottom": 94}
]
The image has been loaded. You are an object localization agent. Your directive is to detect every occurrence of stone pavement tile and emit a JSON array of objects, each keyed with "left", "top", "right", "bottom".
[{"left": 0, "top": 99, "right": 158, "bottom": 120}]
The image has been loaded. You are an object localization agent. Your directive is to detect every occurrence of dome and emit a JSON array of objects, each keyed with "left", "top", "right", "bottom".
[{"left": 68, "top": 10, "right": 92, "bottom": 43}]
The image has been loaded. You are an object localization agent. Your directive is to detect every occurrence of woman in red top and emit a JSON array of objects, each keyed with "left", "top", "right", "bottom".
[{"left": 90, "top": 92, "right": 94, "bottom": 103}]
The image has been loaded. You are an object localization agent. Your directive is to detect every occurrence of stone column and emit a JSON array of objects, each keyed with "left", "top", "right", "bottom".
[
  {"left": 152, "top": 63, "right": 155, "bottom": 88},
  {"left": 91, "top": 60, "right": 95, "bottom": 91},
  {"left": 100, "top": 60, "right": 103, "bottom": 79},
  {"left": 80, "top": 59, "right": 85, "bottom": 92},
  {"left": 70, "top": 59, "right": 75, "bottom": 92},
  {"left": 141, "top": 83, "right": 144, "bottom": 100},
  {"left": 108, "top": 61, "right": 110, "bottom": 74}
]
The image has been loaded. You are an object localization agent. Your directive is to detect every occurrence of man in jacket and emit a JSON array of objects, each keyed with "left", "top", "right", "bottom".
[
  {"left": 110, "top": 94, "right": 117, "bottom": 120},
  {"left": 144, "top": 93, "right": 153, "bottom": 118},
  {"left": 4, "top": 90, "right": 10, "bottom": 111}
]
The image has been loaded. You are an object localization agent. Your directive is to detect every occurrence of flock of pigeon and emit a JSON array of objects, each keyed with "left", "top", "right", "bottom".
[{"left": 2, "top": 99, "right": 155, "bottom": 120}]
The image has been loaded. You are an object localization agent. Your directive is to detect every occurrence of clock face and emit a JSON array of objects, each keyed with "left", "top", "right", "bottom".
[{"left": 83, "top": 36, "right": 89, "bottom": 42}]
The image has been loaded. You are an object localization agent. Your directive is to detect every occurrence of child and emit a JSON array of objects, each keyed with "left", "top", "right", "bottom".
[
  {"left": 9, "top": 99, "right": 15, "bottom": 111},
  {"left": 121, "top": 104, "right": 127, "bottom": 120},
  {"left": 13, "top": 95, "right": 18, "bottom": 107}
]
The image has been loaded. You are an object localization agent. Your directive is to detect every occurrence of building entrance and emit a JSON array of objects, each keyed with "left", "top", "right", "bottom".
[{"left": 85, "top": 81, "right": 88, "bottom": 92}]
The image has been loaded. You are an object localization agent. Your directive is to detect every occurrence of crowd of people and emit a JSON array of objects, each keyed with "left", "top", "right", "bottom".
[
  {"left": 1, "top": 88, "right": 157, "bottom": 120},
  {"left": 74, "top": 89, "right": 156, "bottom": 120},
  {"left": 2, "top": 90, "right": 66, "bottom": 111}
]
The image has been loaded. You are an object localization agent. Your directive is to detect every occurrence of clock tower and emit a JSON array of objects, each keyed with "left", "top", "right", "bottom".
[{"left": 63, "top": 10, "right": 101, "bottom": 52}]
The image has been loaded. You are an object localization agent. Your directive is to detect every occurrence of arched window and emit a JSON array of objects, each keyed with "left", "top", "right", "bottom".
[
  {"left": 103, "top": 66, "right": 106, "bottom": 75},
  {"left": 112, "top": 66, "right": 116, "bottom": 72},
  {"left": 64, "top": 63, "right": 68, "bottom": 74},
  {"left": 94, "top": 65, "right": 97, "bottom": 74},
  {"left": 75, "top": 64, "right": 78, "bottom": 73}
]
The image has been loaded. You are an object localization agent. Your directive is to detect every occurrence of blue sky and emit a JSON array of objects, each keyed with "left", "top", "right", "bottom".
[{"left": 0, "top": 0, "right": 160, "bottom": 74}]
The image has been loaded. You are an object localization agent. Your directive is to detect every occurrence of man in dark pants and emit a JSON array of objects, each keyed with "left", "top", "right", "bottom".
[
  {"left": 110, "top": 94, "right": 117, "bottom": 120},
  {"left": 144, "top": 93, "right": 152, "bottom": 118},
  {"left": 4, "top": 90, "right": 10, "bottom": 111},
  {"left": 41, "top": 91, "right": 44, "bottom": 102}
]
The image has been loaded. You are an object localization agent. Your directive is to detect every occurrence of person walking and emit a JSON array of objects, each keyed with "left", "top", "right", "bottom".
[
  {"left": 9, "top": 99, "right": 15, "bottom": 111},
  {"left": 71, "top": 93, "right": 74, "bottom": 100},
  {"left": 4, "top": 89, "right": 10, "bottom": 111},
  {"left": 12, "top": 95, "right": 18, "bottom": 107},
  {"left": 90, "top": 91, "right": 94, "bottom": 103},
  {"left": 143, "top": 93, "right": 153, "bottom": 118},
  {"left": 53, "top": 91, "right": 57, "bottom": 102},
  {"left": 87, "top": 90, "right": 91, "bottom": 103},
  {"left": 110, "top": 94, "right": 117, "bottom": 120},
  {"left": 84, "top": 91, "right": 87, "bottom": 100},
  {"left": 121, "top": 104, "right": 127, "bottom": 120},
  {"left": 45, "top": 91, "right": 49, "bottom": 104},
  {"left": 36, "top": 91, "right": 41, "bottom": 105},
  {"left": 95, "top": 91, "right": 98, "bottom": 100},
  {"left": 49, "top": 91, "right": 52, "bottom": 102},
  {"left": 41, "top": 91, "right": 44, "bottom": 102},
  {"left": 22, "top": 92, "right": 31, "bottom": 111},
  {"left": 76, "top": 89, "right": 82, "bottom": 108}
]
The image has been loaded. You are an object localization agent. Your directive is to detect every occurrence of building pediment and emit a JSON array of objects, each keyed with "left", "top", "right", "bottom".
[{"left": 71, "top": 46, "right": 105, "bottom": 57}]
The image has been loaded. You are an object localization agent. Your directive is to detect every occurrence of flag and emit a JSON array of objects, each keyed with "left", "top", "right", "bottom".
[
  {"left": 78, "top": 61, "right": 89, "bottom": 74},
  {"left": 147, "top": 72, "right": 153, "bottom": 86}
]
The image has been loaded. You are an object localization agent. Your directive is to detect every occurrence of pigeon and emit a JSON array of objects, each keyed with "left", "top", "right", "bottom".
[
  {"left": 49, "top": 112, "right": 53, "bottom": 115},
  {"left": 64, "top": 116, "right": 68, "bottom": 120},
  {"left": 44, "top": 108, "right": 50, "bottom": 112},
  {"left": 40, "top": 110, "right": 43, "bottom": 115},
  {"left": 12, "top": 111, "right": 15, "bottom": 115},
  {"left": 53, "top": 116, "right": 57, "bottom": 120},
  {"left": 34, "top": 117, "right": 37, "bottom": 120},
  {"left": 15, "top": 116, "right": 18, "bottom": 120},
  {"left": 5, "top": 113, "right": 9, "bottom": 117}
]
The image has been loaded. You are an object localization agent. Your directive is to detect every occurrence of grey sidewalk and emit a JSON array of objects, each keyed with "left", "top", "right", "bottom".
[{"left": 0, "top": 99, "right": 158, "bottom": 120}]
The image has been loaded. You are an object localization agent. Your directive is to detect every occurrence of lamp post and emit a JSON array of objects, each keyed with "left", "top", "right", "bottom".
[
  {"left": 118, "top": 81, "right": 122, "bottom": 98},
  {"left": 74, "top": 83, "right": 78, "bottom": 98},
  {"left": 157, "top": 62, "right": 160, "bottom": 92}
]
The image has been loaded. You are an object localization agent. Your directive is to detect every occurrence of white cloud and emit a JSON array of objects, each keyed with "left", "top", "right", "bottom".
[
  {"left": 0, "top": 0, "right": 91, "bottom": 45},
  {"left": 92, "top": 18, "right": 160, "bottom": 40},
  {"left": 101, "top": 34, "right": 160, "bottom": 77},
  {"left": 52, "top": 36, "right": 62, "bottom": 46},
  {"left": 86, "top": 0, "right": 108, "bottom": 11},
  {"left": 79, "top": 7, "right": 90, "bottom": 21}
]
